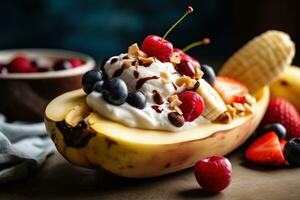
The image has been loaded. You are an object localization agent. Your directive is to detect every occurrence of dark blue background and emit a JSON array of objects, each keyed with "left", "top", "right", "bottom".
[{"left": 0, "top": 0, "right": 298, "bottom": 66}]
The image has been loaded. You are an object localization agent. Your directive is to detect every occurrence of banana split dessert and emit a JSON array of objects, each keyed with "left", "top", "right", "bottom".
[{"left": 45, "top": 7, "right": 295, "bottom": 178}]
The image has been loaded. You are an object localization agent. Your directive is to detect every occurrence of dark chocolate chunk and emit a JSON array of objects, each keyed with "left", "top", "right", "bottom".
[
  {"left": 152, "top": 90, "right": 164, "bottom": 105},
  {"left": 168, "top": 112, "right": 185, "bottom": 127}
]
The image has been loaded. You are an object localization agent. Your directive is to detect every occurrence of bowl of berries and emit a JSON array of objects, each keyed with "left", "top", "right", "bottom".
[{"left": 0, "top": 49, "right": 95, "bottom": 122}]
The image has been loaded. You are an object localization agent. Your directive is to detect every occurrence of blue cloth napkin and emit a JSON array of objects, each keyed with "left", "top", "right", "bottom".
[{"left": 0, "top": 114, "right": 55, "bottom": 184}]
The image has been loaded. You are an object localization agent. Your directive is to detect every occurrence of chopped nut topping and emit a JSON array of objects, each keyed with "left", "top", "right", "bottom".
[
  {"left": 160, "top": 71, "right": 170, "bottom": 84},
  {"left": 123, "top": 59, "right": 132, "bottom": 69},
  {"left": 195, "top": 67, "right": 204, "bottom": 80},
  {"left": 138, "top": 56, "right": 154, "bottom": 66},
  {"left": 174, "top": 106, "right": 183, "bottom": 115},
  {"left": 245, "top": 94, "right": 256, "bottom": 106},
  {"left": 128, "top": 43, "right": 139, "bottom": 59},
  {"left": 138, "top": 49, "right": 147, "bottom": 58},
  {"left": 244, "top": 103, "right": 254, "bottom": 114},
  {"left": 168, "top": 94, "right": 179, "bottom": 103},
  {"left": 215, "top": 112, "right": 232, "bottom": 124},
  {"left": 176, "top": 75, "right": 196, "bottom": 89},
  {"left": 238, "top": 112, "right": 245, "bottom": 117},
  {"left": 233, "top": 102, "right": 246, "bottom": 112},
  {"left": 65, "top": 105, "right": 90, "bottom": 127},
  {"left": 169, "top": 98, "right": 182, "bottom": 108},
  {"left": 226, "top": 105, "right": 237, "bottom": 119},
  {"left": 170, "top": 52, "right": 181, "bottom": 64}
]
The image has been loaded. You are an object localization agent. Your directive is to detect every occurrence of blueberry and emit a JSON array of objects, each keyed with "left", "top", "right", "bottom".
[
  {"left": 102, "top": 77, "right": 128, "bottom": 105},
  {"left": 201, "top": 64, "right": 216, "bottom": 85},
  {"left": 126, "top": 91, "right": 146, "bottom": 109},
  {"left": 92, "top": 81, "right": 104, "bottom": 93},
  {"left": 283, "top": 138, "right": 300, "bottom": 166},
  {"left": 53, "top": 59, "right": 73, "bottom": 71},
  {"left": 261, "top": 123, "right": 286, "bottom": 139},
  {"left": 82, "top": 69, "right": 103, "bottom": 94}
]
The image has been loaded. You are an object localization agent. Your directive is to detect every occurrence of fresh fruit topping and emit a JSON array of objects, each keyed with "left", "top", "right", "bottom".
[
  {"left": 175, "top": 60, "right": 195, "bottom": 77},
  {"left": 53, "top": 59, "right": 73, "bottom": 71},
  {"left": 70, "top": 59, "right": 83, "bottom": 67},
  {"left": 213, "top": 76, "right": 249, "bottom": 104},
  {"left": 82, "top": 69, "right": 104, "bottom": 94},
  {"left": 260, "top": 123, "right": 287, "bottom": 140},
  {"left": 182, "top": 38, "right": 210, "bottom": 52},
  {"left": 92, "top": 81, "right": 104, "bottom": 93},
  {"left": 141, "top": 35, "right": 173, "bottom": 62},
  {"left": 102, "top": 77, "right": 128, "bottom": 105},
  {"left": 201, "top": 64, "right": 216, "bottom": 85},
  {"left": 261, "top": 98, "right": 300, "bottom": 139},
  {"left": 194, "top": 156, "right": 232, "bottom": 193},
  {"left": 283, "top": 138, "right": 300, "bottom": 166},
  {"left": 141, "top": 6, "right": 193, "bottom": 62},
  {"left": 126, "top": 91, "right": 146, "bottom": 109},
  {"left": 8, "top": 56, "right": 31, "bottom": 73},
  {"left": 173, "top": 48, "right": 200, "bottom": 76},
  {"left": 245, "top": 131, "right": 286, "bottom": 166},
  {"left": 280, "top": 139, "right": 287, "bottom": 150},
  {"left": 178, "top": 91, "right": 204, "bottom": 122}
]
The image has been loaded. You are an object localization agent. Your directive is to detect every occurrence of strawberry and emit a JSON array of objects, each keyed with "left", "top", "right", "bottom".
[
  {"left": 213, "top": 76, "right": 249, "bottom": 104},
  {"left": 245, "top": 131, "right": 286, "bottom": 166},
  {"left": 261, "top": 98, "right": 300, "bottom": 139},
  {"left": 280, "top": 140, "right": 287, "bottom": 150}
]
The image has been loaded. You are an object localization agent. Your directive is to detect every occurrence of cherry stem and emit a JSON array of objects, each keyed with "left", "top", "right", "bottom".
[
  {"left": 162, "top": 6, "right": 193, "bottom": 40},
  {"left": 182, "top": 38, "right": 210, "bottom": 52}
]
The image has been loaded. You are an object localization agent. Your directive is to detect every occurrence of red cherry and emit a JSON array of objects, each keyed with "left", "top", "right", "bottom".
[
  {"left": 8, "top": 56, "right": 31, "bottom": 73},
  {"left": 174, "top": 48, "right": 200, "bottom": 68},
  {"left": 141, "top": 35, "right": 173, "bottom": 62},
  {"left": 173, "top": 48, "right": 200, "bottom": 77},
  {"left": 70, "top": 59, "right": 83, "bottom": 67},
  {"left": 175, "top": 60, "right": 195, "bottom": 77},
  {"left": 178, "top": 91, "right": 204, "bottom": 122},
  {"left": 194, "top": 156, "right": 232, "bottom": 193}
]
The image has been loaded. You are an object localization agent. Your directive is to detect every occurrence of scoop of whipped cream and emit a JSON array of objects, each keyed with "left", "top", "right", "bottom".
[{"left": 86, "top": 53, "right": 210, "bottom": 131}]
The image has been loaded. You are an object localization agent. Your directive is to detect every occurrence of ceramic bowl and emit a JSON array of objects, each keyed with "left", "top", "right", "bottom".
[{"left": 0, "top": 49, "right": 95, "bottom": 122}]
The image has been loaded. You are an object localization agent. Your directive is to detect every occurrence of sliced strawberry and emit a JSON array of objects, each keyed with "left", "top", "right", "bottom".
[
  {"left": 213, "top": 76, "right": 249, "bottom": 104},
  {"left": 245, "top": 131, "right": 286, "bottom": 166},
  {"left": 280, "top": 139, "right": 287, "bottom": 150}
]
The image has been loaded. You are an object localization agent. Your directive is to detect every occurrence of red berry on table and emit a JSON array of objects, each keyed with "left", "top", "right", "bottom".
[
  {"left": 70, "top": 59, "right": 82, "bottom": 67},
  {"left": 261, "top": 98, "right": 300, "bottom": 139},
  {"left": 178, "top": 91, "right": 204, "bottom": 122},
  {"left": 141, "top": 35, "right": 173, "bottom": 62},
  {"left": 245, "top": 131, "right": 286, "bottom": 166},
  {"left": 213, "top": 76, "right": 249, "bottom": 104},
  {"left": 194, "top": 156, "right": 232, "bottom": 193},
  {"left": 8, "top": 55, "right": 31, "bottom": 73}
]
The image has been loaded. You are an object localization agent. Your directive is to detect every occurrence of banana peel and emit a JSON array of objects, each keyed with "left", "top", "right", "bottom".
[
  {"left": 45, "top": 87, "right": 269, "bottom": 178},
  {"left": 270, "top": 66, "right": 300, "bottom": 111}
]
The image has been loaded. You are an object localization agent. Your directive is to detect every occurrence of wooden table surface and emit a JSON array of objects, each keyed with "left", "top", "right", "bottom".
[{"left": 1, "top": 148, "right": 300, "bottom": 200}]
